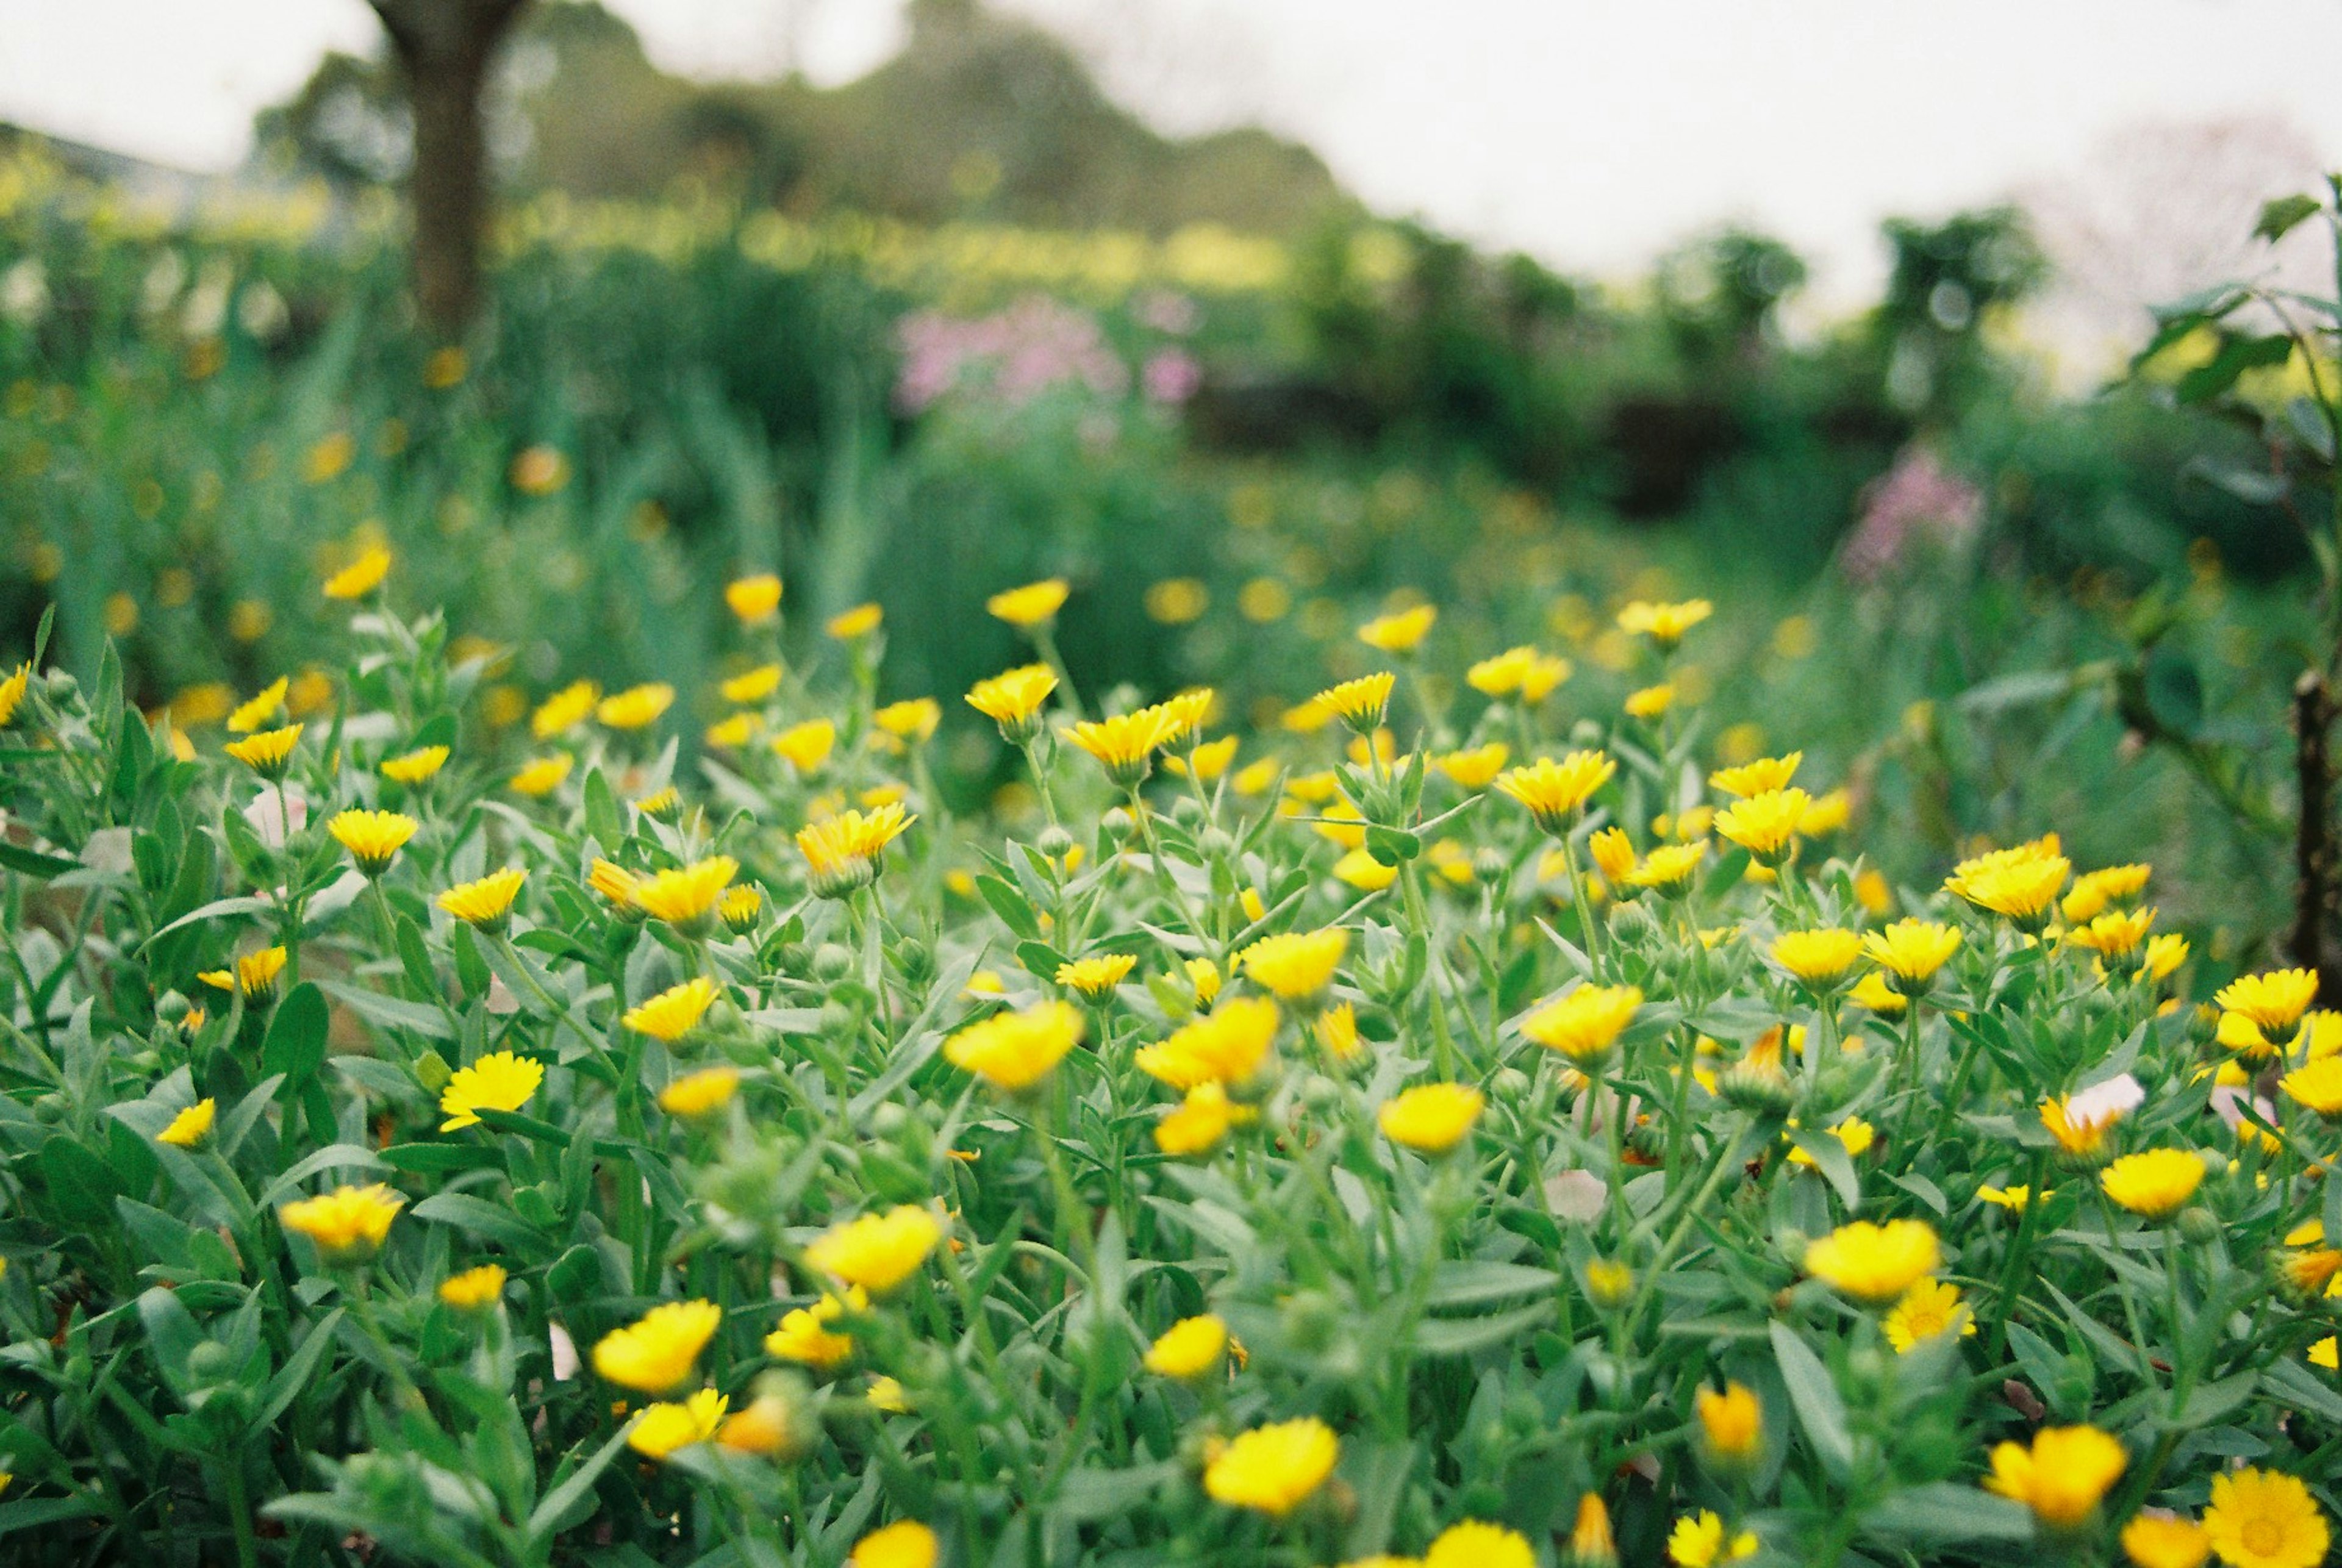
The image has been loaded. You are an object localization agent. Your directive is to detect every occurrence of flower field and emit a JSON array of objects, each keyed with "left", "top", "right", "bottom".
[{"left": 0, "top": 543, "right": 2335, "bottom": 1568}]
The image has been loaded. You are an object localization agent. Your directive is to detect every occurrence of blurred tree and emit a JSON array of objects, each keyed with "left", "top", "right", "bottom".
[
  {"left": 367, "top": 0, "right": 534, "bottom": 332},
  {"left": 1656, "top": 227, "right": 1809, "bottom": 367},
  {"left": 1875, "top": 207, "right": 2047, "bottom": 421}
]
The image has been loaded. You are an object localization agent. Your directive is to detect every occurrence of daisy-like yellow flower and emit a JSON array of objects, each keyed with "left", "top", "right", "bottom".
[
  {"left": 225, "top": 723, "right": 301, "bottom": 779},
  {"left": 0, "top": 663, "right": 30, "bottom": 728},
  {"left": 322, "top": 544, "right": 392, "bottom": 600},
  {"left": 764, "top": 1288, "right": 865, "bottom": 1368},
  {"left": 797, "top": 803, "right": 914, "bottom": 898},
  {"left": 597, "top": 682, "right": 674, "bottom": 731},
  {"left": 2071, "top": 907, "right": 2156, "bottom": 959},
  {"left": 1803, "top": 1219, "right": 1940, "bottom": 1303},
  {"left": 1863, "top": 918, "right": 1961, "bottom": 990},
  {"left": 1143, "top": 1314, "right": 1228, "bottom": 1379},
  {"left": 2119, "top": 1514, "right": 2209, "bottom": 1568},
  {"left": 1468, "top": 646, "right": 1537, "bottom": 696},
  {"left": 438, "top": 1263, "right": 508, "bottom": 1311},
  {"left": 627, "top": 1387, "right": 728, "bottom": 1460},
  {"left": 1357, "top": 604, "right": 1436, "bottom": 653},
  {"left": 279, "top": 1183, "right": 404, "bottom": 1262},
  {"left": 848, "top": 1521, "right": 937, "bottom": 1568},
  {"left": 1714, "top": 787, "right": 1808, "bottom": 866},
  {"left": 631, "top": 856, "right": 737, "bottom": 931},
  {"left": 1520, "top": 984, "right": 1642, "bottom": 1065},
  {"left": 1063, "top": 706, "right": 1181, "bottom": 789},
  {"left": 438, "top": 867, "right": 526, "bottom": 932},
  {"left": 1239, "top": 928, "right": 1347, "bottom": 1004},
  {"left": 1426, "top": 1521, "right": 1534, "bottom": 1568},
  {"left": 156, "top": 1098, "right": 216, "bottom": 1148},
  {"left": 201, "top": 945, "right": 288, "bottom": 1001},
  {"left": 1622, "top": 840, "right": 1706, "bottom": 896},
  {"left": 1623, "top": 682, "right": 1674, "bottom": 719},
  {"left": 1495, "top": 751, "right": 1615, "bottom": 832},
  {"left": 1710, "top": 752, "right": 1802, "bottom": 798},
  {"left": 1187, "top": 957, "right": 1225, "bottom": 1011},
  {"left": 1696, "top": 1381, "right": 1763, "bottom": 1467},
  {"left": 1882, "top": 1278, "right": 1974, "bottom": 1353},
  {"left": 227, "top": 676, "right": 289, "bottom": 734},
  {"left": 1519, "top": 651, "right": 1572, "bottom": 701},
  {"left": 725, "top": 572, "right": 782, "bottom": 623},
  {"left": 659, "top": 1065, "right": 740, "bottom": 1119},
  {"left": 589, "top": 859, "right": 642, "bottom": 915},
  {"left": 1985, "top": 1425, "right": 2126, "bottom": 1529},
  {"left": 2141, "top": 931, "right": 2190, "bottom": 982},
  {"left": 772, "top": 718, "right": 835, "bottom": 772},
  {"left": 439, "top": 1050, "right": 546, "bottom": 1132},
  {"left": 593, "top": 1300, "right": 722, "bottom": 1393},
  {"left": 1798, "top": 788, "right": 1850, "bottom": 835},
  {"left": 1787, "top": 1115, "right": 1874, "bottom": 1167},
  {"left": 1056, "top": 953, "right": 1135, "bottom": 1001},
  {"left": 706, "top": 711, "right": 760, "bottom": 750},
  {"left": 944, "top": 1000, "right": 1084, "bottom": 1092},
  {"left": 2200, "top": 1468, "right": 2329, "bottom": 1568},
  {"left": 967, "top": 664, "right": 1058, "bottom": 744},
  {"left": 510, "top": 754, "right": 573, "bottom": 796},
  {"left": 1588, "top": 825, "right": 1637, "bottom": 884},
  {"left": 1312, "top": 671, "right": 1396, "bottom": 734},
  {"left": 625, "top": 976, "right": 723, "bottom": 1042},
  {"left": 827, "top": 603, "right": 882, "bottom": 640},
  {"left": 380, "top": 744, "right": 449, "bottom": 784},
  {"left": 2218, "top": 968, "right": 2320, "bottom": 1039},
  {"left": 530, "top": 680, "right": 598, "bottom": 739},
  {"left": 715, "top": 884, "right": 760, "bottom": 936},
  {"left": 2063, "top": 862, "right": 2153, "bottom": 924},
  {"left": 1154, "top": 1081, "right": 1246, "bottom": 1155},
  {"left": 987, "top": 577, "right": 1070, "bottom": 627},
  {"left": 1946, "top": 841, "right": 2070, "bottom": 926},
  {"left": 873, "top": 697, "right": 941, "bottom": 742},
  {"left": 2100, "top": 1148, "right": 2205, "bottom": 1219},
  {"left": 1667, "top": 1512, "right": 1758, "bottom": 1568},
  {"left": 721, "top": 663, "right": 783, "bottom": 705},
  {"left": 1378, "top": 1083, "right": 1484, "bottom": 1154},
  {"left": 1774, "top": 928, "right": 1863, "bottom": 988},
  {"left": 1137, "top": 996, "right": 1282, "bottom": 1090},
  {"left": 1616, "top": 597, "right": 1711, "bottom": 646},
  {"left": 2281, "top": 1056, "right": 2342, "bottom": 1117},
  {"left": 1437, "top": 742, "right": 1510, "bottom": 790},
  {"left": 1978, "top": 1184, "right": 2035, "bottom": 1211},
  {"left": 1202, "top": 1417, "right": 1339, "bottom": 1517},
  {"left": 328, "top": 809, "right": 415, "bottom": 877},
  {"left": 804, "top": 1206, "right": 942, "bottom": 1295}
]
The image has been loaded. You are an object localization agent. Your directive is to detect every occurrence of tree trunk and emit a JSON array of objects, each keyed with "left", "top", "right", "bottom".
[
  {"left": 370, "top": 0, "right": 529, "bottom": 334},
  {"left": 2295, "top": 670, "right": 2339, "bottom": 1001}
]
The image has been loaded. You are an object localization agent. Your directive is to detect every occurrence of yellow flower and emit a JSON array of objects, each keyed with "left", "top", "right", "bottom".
[
  {"left": 1984, "top": 1425, "right": 2127, "bottom": 1528},
  {"left": 2100, "top": 1148, "right": 2205, "bottom": 1219},
  {"left": 328, "top": 809, "right": 415, "bottom": 876},
  {"left": 1357, "top": 604, "right": 1436, "bottom": 652},
  {"left": 1378, "top": 1083, "right": 1484, "bottom": 1154},
  {"left": 597, "top": 683, "right": 674, "bottom": 731},
  {"left": 2141, "top": 932, "right": 2190, "bottom": 983},
  {"left": 2041, "top": 1097, "right": 2125, "bottom": 1164},
  {"left": 1711, "top": 752, "right": 1802, "bottom": 797},
  {"left": 1882, "top": 1278, "right": 1974, "bottom": 1352},
  {"left": 827, "top": 603, "right": 883, "bottom": 640},
  {"left": 632, "top": 856, "right": 738, "bottom": 929},
  {"left": 1623, "top": 682, "right": 1674, "bottom": 718},
  {"left": 627, "top": 1387, "right": 728, "bottom": 1460},
  {"left": 1239, "top": 928, "right": 1347, "bottom": 1003},
  {"left": 987, "top": 577, "right": 1070, "bottom": 626},
  {"left": 510, "top": 754, "right": 573, "bottom": 796},
  {"left": 532, "top": 679, "right": 599, "bottom": 739},
  {"left": 848, "top": 1521, "right": 937, "bottom": 1568},
  {"left": 2071, "top": 907, "right": 2157, "bottom": 959},
  {"left": 2202, "top": 1468, "right": 2329, "bottom": 1568},
  {"left": 381, "top": 744, "right": 449, "bottom": 784},
  {"left": 726, "top": 573, "right": 782, "bottom": 623},
  {"left": 1056, "top": 954, "right": 1136, "bottom": 1002},
  {"left": 1622, "top": 840, "right": 1706, "bottom": 895},
  {"left": 227, "top": 676, "right": 288, "bottom": 734},
  {"left": 1774, "top": 928, "right": 1862, "bottom": 987},
  {"left": 1978, "top": 1184, "right": 2035, "bottom": 1211},
  {"left": 967, "top": 664, "right": 1058, "bottom": 743},
  {"left": 1144, "top": 1314, "right": 1228, "bottom": 1379},
  {"left": 717, "top": 1392, "right": 805, "bottom": 1458},
  {"left": 1186, "top": 956, "right": 1223, "bottom": 1009},
  {"left": 1203, "top": 1417, "right": 1339, "bottom": 1516},
  {"left": 1166, "top": 733, "right": 1240, "bottom": 781},
  {"left": 280, "top": 1183, "right": 404, "bottom": 1261},
  {"left": 1947, "top": 840, "right": 2070, "bottom": 925},
  {"left": 2282, "top": 1057, "right": 2342, "bottom": 1117},
  {"left": 1863, "top": 918, "right": 1961, "bottom": 988},
  {"left": 1330, "top": 847, "right": 1393, "bottom": 890},
  {"left": 1788, "top": 1116, "right": 1874, "bottom": 1168},
  {"left": 156, "top": 1098, "right": 216, "bottom": 1148},
  {"left": 625, "top": 976, "right": 723, "bottom": 1042},
  {"left": 201, "top": 945, "right": 288, "bottom": 1001},
  {"left": 438, "top": 1263, "right": 507, "bottom": 1311},
  {"left": 1064, "top": 707, "right": 1180, "bottom": 788},
  {"left": 0, "top": 664, "right": 29, "bottom": 727},
  {"left": 1145, "top": 577, "right": 1209, "bottom": 624},
  {"left": 1426, "top": 1520, "right": 1534, "bottom": 1568},
  {"left": 1569, "top": 1491, "right": 1619, "bottom": 1567},
  {"left": 722, "top": 663, "right": 783, "bottom": 704},
  {"left": 1667, "top": 1512, "right": 1758, "bottom": 1568},
  {"left": 1696, "top": 1381, "right": 1763, "bottom": 1465},
  {"left": 765, "top": 717, "right": 833, "bottom": 771},
  {"left": 867, "top": 1376, "right": 910, "bottom": 1411},
  {"left": 1438, "top": 742, "right": 1510, "bottom": 789},
  {"left": 593, "top": 1300, "right": 723, "bottom": 1393},
  {"left": 1586, "top": 826, "right": 1637, "bottom": 884},
  {"left": 874, "top": 697, "right": 941, "bottom": 742},
  {"left": 1137, "top": 996, "right": 1281, "bottom": 1089},
  {"left": 1495, "top": 751, "right": 1615, "bottom": 832},
  {"left": 322, "top": 545, "right": 392, "bottom": 600},
  {"left": 797, "top": 803, "right": 914, "bottom": 898},
  {"left": 1467, "top": 646, "right": 1536, "bottom": 695},
  {"left": 2312, "top": 1336, "right": 2338, "bottom": 1370},
  {"left": 2119, "top": 1514, "right": 2209, "bottom": 1568},
  {"left": 659, "top": 1066, "right": 740, "bottom": 1119},
  {"left": 439, "top": 1050, "right": 546, "bottom": 1132},
  {"left": 1312, "top": 671, "right": 1396, "bottom": 733},
  {"left": 225, "top": 723, "right": 302, "bottom": 779},
  {"left": 509, "top": 445, "right": 570, "bottom": 495},
  {"left": 1803, "top": 1219, "right": 1940, "bottom": 1303},
  {"left": 1714, "top": 787, "right": 1808, "bottom": 865},
  {"left": 438, "top": 867, "right": 526, "bottom": 931},
  {"left": 764, "top": 1289, "right": 865, "bottom": 1368},
  {"left": 1520, "top": 653, "right": 1572, "bottom": 701},
  {"left": 1155, "top": 1081, "right": 1247, "bottom": 1155},
  {"left": 1616, "top": 598, "right": 1712, "bottom": 645},
  {"left": 1520, "top": 984, "right": 1641, "bottom": 1064},
  {"left": 804, "top": 1206, "right": 942, "bottom": 1294},
  {"left": 2217, "top": 969, "right": 2319, "bottom": 1037},
  {"left": 945, "top": 1000, "right": 1084, "bottom": 1091}
]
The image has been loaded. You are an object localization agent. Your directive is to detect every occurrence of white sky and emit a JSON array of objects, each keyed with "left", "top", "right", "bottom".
[{"left": 2, "top": 0, "right": 2338, "bottom": 302}]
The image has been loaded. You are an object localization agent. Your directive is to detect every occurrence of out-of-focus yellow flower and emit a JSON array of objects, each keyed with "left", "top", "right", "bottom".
[
  {"left": 509, "top": 445, "right": 570, "bottom": 495},
  {"left": 1882, "top": 1278, "right": 1974, "bottom": 1352},
  {"left": 227, "top": 676, "right": 288, "bottom": 734},
  {"left": 706, "top": 711, "right": 759, "bottom": 748},
  {"left": 847, "top": 1521, "right": 937, "bottom": 1568},
  {"left": 1143, "top": 1314, "right": 1228, "bottom": 1379},
  {"left": 1145, "top": 577, "right": 1209, "bottom": 623},
  {"left": 1202, "top": 1417, "right": 1338, "bottom": 1516},
  {"left": 1803, "top": 1219, "right": 1939, "bottom": 1303},
  {"left": 1333, "top": 847, "right": 1398, "bottom": 890},
  {"left": 323, "top": 544, "right": 391, "bottom": 601},
  {"left": 1138, "top": 996, "right": 1281, "bottom": 1090},
  {"left": 1568, "top": 1491, "right": 1619, "bottom": 1567},
  {"left": 532, "top": 679, "right": 598, "bottom": 739},
  {"left": 0, "top": 664, "right": 29, "bottom": 728},
  {"left": 1166, "top": 734, "right": 1239, "bottom": 781},
  {"left": 593, "top": 1300, "right": 722, "bottom": 1393},
  {"left": 1155, "top": 1081, "right": 1250, "bottom": 1155},
  {"left": 1667, "top": 1512, "right": 1758, "bottom": 1568},
  {"left": 659, "top": 1065, "right": 740, "bottom": 1118},
  {"left": 597, "top": 683, "right": 673, "bottom": 731},
  {"left": 804, "top": 1206, "right": 942, "bottom": 1294},
  {"left": 626, "top": 1387, "right": 728, "bottom": 1459},
  {"left": 439, "top": 1263, "right": 507, "bottom": 1311},
  {"left": 1358, "top": 604, "right": 1435, "bottom": 653},
  {"left": 2063, "top": 863, "right": 2151, "bottom": 924},
  {"left": 1521, "top": 984, "right": 1641, "bottom": 1064},
  {"left": 381, "top": 744, "right": 448, "bottom": 784},
  {"left": 1696, "top": 1381, "right": 1763, "bottom": 1466},
  {"left": 726, "top": 573, "right": 782, "bottom": 623},
  {"left": 874, "top": 697, "right": 941, "bottom": 742},
  {"left": 764, "top": 1288, "right": 865, "bottom": 1368},
  {"left": 1239, "top": 929, "right": 1347, "bottom": 1003},
  {"left": 1984, "top": 1425, "right": 2125, "bottom": 1528},
  {"left": 281, "top": 1184, "right": 403, "bottom": 1261},
  {"left": 722, "top": 664, "right": 783, "bottom": 704},
  {"left": 510, "top": 753, "right": 573, "bottom": 797},
  {"left": 773, "top": 718, "right": 836, "bottom": 771},
  {"left": 625, "top": 976, "right": 723, "bottom": 1042},
  {"left": 2119, "top": 1513, "right": 2209, "bottom": 1568},
  {"left": 439, "top": 1050, "right": 545, "bottom": 1132},
  {"left": 1378, "top": 1083, "right": 1483, "bottom": 1153},
  {"left": 1624, "top": 682, "right": 1674, "bottom": 719},
  {"left": 827, "top": 603, "right": 882, "bottom": 640},
  {"left": 1616, "top": 598, "right": 1711, "bottom": 646},
  {"left": 1427, "top": 1520, "right": 1536, "bottom": 1568},
  {"left": 945, "top": 1000, "right": 1083, "bottom": 1091},
  {"left": 986, "top": 577, "right": 1069, "bottom": 627}
]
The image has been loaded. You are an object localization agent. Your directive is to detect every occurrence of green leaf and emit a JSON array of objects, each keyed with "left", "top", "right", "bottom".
[
  {"left": 2255, "top": 193, "right": 2322, "bottom": 243},
  {"left": 1414, "top": 1301, "right": 1550, "bottom": 1355},
  {"left": 1364, "top": 826, "right": 1420, "bottom": 866},
  {"left": 253, "top": 1308, "right": 345, "bottom": 1430},
  {"left": 1424, "top": 1261, "right": 1561, "bottom": 1308},
  {"left": 315, "top": 978, "right": 453, "bottom": 1040},
  {"left": 379, "top": 1142, "right": 501, "bottom": 1175},
  {"left": 411, "top": 1191, "right": 551, "bottom": 1252},
  {"left": 0, "top": 841, "right": 81, "bottom": 880},
  {"left": 1866, "top": 1483, "right": 2032, "bottom": 1542},
  {"left": 1769, "top": 1321, "right": 1853, "bottom": 1474},
  {"left": 261, "top": 981, "right": 329, "bottom": 1086},
  {"left": 2175, "top": 331, "right": 2293, "bottom": 404},
  {"left": 977, "top": 873, "right": 1041, "bottom": 940},
  {"left": 525, "top": 1423, "right": 633, "bottom": 1545}
]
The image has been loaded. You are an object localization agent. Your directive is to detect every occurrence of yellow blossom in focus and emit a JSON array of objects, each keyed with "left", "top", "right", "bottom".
[
  {"left": 438, "top": 867, "right": 526, "bottom": 930},
  {"left": 2218, "top": 969, "right": 2319, "bottom": 1037},
  {"left": 1496, "top": 751, "right": 1615, "bottom": 832},
  {"left": 439, "top": 1050, "right": 545, "bottom": 1132},
  {"left": 1667, "top": 1512, "right": 1758, "bottom": 1568},
  {"left": 625, "top": 977, "right": 722, "bottom": 1042},
  {"left": 1882, "top": 1278, "right": 1974, "bottom": 1352},
  {"left": 1057, "top": 954, "right": 1136, "bottom": 1001},
  {"left": 328, "top": 809, "right": 415, "bottom": 876},
  {"left": 227, "top": 676, "right": 288, "bottom": 734},
  {"left": 2100, "top": 1148, "right": 2205, "bottom": 1219},
  {"left": 797, "top": 803, "right": 914, "bottom": 898},
  {"left": 1064, "top": 706, "right": 1181, "bottom": 788},
  {"left": 632, "top": 856, "right": 737, "bottom": 928},
  {"left": 2201, "top": 1468, "right": 2328, "bottom": 1568},
  {"left": 1521, "top": 984, "right": 1641, "bottom": 1064},
  {"left": 1711, "top": 752, "right": 1802, "bottom": 797},
  {"left": 1313, "top": 671, "right": 1395, "bottom": 732},
  {"left": 225, "top": 723, "right": 301, "bottom": 778},
  {"left": 280, "top": 1184, "right": 404, "bottom": 1261},
  {"left": 156, "top": 1098, "right": 216, "bottom": 1148},
  {"left": 323, "top": 545, "right": 392, "bottom": 600},
  {"left": 1239, "top": 928, "right": 1347, "bottom": 1002},
  {"left": 1863, "top": 919, "right": 1961, "bottom": 987},
  {"left": 1775, "top": 928, "right": 1862, "bottom": 987},
  {"left": 1714, "top": 787, "right": 1809, "bottom": 865},
  {"left": 967, "top": 664, "right": 1058, "bottom": 743}
]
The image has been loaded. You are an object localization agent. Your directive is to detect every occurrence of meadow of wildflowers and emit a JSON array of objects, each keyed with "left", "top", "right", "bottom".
[{"left": 0, "top": 542, "right": 2336, "bottom": 1568}]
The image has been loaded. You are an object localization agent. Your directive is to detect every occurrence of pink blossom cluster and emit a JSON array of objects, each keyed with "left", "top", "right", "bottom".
[
  {"left": 1840, "top": 446, "right": 1985, "bottom": 584},
  {"left": 895, "top": 295, "right": 1130, "bottom": 413}
]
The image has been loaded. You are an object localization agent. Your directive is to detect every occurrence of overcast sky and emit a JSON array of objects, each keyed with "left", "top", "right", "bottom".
[{"left": 3, "top": 0, "right": 2337, "bottom": 301}]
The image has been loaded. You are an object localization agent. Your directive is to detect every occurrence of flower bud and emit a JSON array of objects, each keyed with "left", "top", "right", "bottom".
[{"left": 812, "top": 943, "right": 855, "bottom": 982}]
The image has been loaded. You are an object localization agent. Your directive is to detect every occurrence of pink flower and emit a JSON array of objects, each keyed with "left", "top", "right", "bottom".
[{"left": 1142, "top": 348, "right": 1202, "bottom": 405}]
